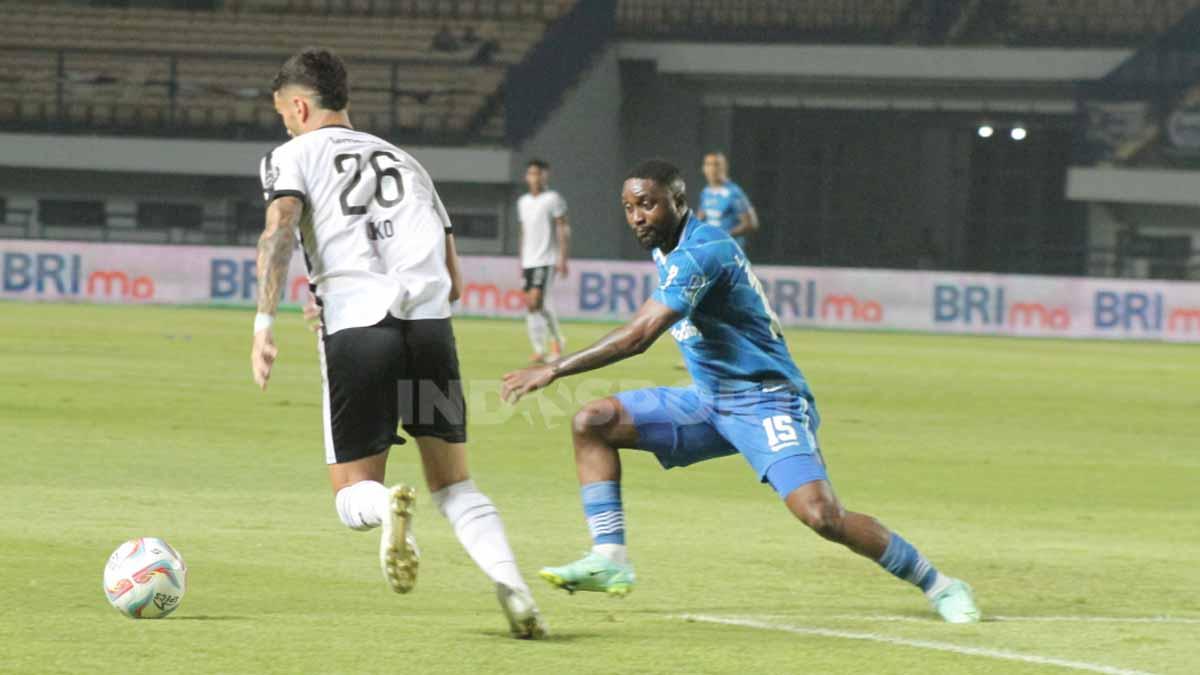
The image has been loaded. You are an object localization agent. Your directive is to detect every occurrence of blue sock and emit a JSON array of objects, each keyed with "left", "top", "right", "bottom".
[
  {"left": 878, "top": 532, "right": 940, "bottom": 592},
  {"left": 581, "top": 481, "right": 625, "bottom": 546}
]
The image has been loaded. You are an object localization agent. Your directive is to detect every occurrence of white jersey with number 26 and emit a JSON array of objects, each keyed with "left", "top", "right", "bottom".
[{"left": 259, "top": 125, "right": 453, "bottom": 335}]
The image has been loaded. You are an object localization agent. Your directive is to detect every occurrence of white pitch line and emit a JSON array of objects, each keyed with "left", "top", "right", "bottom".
[
  {"left": 677, "top": 614, "right": 1157, "bottom": 675},
  {"left": 820, "top": 614, "right": 1200, "bottom": 626},
  {"left": 993, "top": 615, "right": 1200, "bottom": 625}
]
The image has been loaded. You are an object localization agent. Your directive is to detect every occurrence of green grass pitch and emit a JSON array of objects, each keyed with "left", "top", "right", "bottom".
[{"left": 1, "top": 303, "right": 1197, "bottom": 674}]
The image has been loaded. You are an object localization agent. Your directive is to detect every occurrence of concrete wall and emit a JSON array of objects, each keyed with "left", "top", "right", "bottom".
[
  {"left": 507, "top": 47, "right": 713, "bottom": 261},
  {"left": 617, "top": 65, "right": 707, "bottom": 260},
  {"left": 619, "top": 43, "right": 1129, "bottom": 82},
  {"left": 0, "top": 167, "right": 511, "bottom": 251},
  {"left": 0, "top": 132, "right": 512, "bottom": 184},
  {"left": 508, "top": 46, "right": 625, "bottom": 259}
]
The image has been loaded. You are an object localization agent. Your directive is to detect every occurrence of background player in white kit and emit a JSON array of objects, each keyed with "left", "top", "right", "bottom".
[
  {"left": 516, "top": 159, "right": 570, "bottom": 363},
  {"left": 248, "top": 48, "right": 545, "bottom": 638}
]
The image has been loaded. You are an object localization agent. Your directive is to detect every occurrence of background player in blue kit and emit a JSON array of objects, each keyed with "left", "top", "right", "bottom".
[
  {"left": 502, "top": 159, "right": 980, "bottom": 623},
  {"left": 699, "top": 151, "right": 758, "bottom": 248}
]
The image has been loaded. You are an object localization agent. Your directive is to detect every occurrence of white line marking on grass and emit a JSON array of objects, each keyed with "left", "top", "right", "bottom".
[
  {"left": 677, "top": 614, "right": 1157, "bottom": 675},
  {"left": 824, "top": 614, "right": 1200, "bottom": 625},
  {"left": 994, "top": 615, "right": 1200, "bottom": 625}
]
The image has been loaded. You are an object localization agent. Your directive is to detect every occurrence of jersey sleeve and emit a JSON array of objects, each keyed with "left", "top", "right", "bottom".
[
  {"left": 432, "top": 187, "right": 453, "bottom": 234},
  {"left": 552, "top": 192, "right": 568, "bottom": 218},
  {"left": 730, "top": 184, "right": 751, "bottom": 216},
  {"left": 652, "top": 245, "right": 721, "bottom": 317},
  {"left": 413, "top": 160, "right": 453, "bottom": 233},
  {"left": 259, "top": 142, "right": 307, "bottom": 204}
]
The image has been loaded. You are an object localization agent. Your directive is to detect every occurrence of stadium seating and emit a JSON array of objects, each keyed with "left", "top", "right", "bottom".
[
  {"left": 6, "top": 0, "right": 1200, "bottom": 144},
  {"left": 1006, "top": 0, "right": 1200, "bottom": 45},
  {"left": 240, "top": 0, "right": 576, "bottom": 20},
  {"left": 616, "top": 0, "right": 911, "bottom": 41},
  {"left": 0, "top": 0, "right": 562, "bottom": 141}
]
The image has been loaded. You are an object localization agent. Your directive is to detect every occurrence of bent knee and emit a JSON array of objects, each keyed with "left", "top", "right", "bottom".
[
  {"left": 572, "top": 399, "right": 620, "bottom": 437},
  {"left": 791, "top": 495, "right": 845, "bottom": 540}
]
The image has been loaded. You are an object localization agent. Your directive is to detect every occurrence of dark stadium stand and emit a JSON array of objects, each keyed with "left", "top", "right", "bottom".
[
  {"left": 0, "top": 0, "right": 570, "bottom": 142},
  {"left": 239, "top": 0, "right": 575, "bottom": 19},
  {"left": 5, "top": 1, "right": 1199, "bottom": 145},
  {"left": 614, "top": 0, "right": 1200, "bottom": 46},
  {"left": 2, "top": 0, "right": 1198, "bottom": 275},
  {"left": 1004, "top": 0, "right": 1200, "bottom": 45},
  {"left": 616, "top": 0, "right": 911, "bottom": 43}
]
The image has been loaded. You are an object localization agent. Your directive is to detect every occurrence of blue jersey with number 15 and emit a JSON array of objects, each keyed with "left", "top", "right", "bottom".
[{"left": 651, "top": 211, "right": 809, "bottom": 396}]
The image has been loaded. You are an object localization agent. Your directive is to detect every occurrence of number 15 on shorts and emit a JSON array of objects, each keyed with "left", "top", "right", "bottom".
[{"left": 762, "top": 415, "right": 800, "bottom": 453}]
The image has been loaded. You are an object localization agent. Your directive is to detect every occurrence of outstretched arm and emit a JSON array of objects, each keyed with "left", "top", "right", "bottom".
[
  {"left": 501, "top": 298, "right": 681, "bottom": 403},
  {"left": 250, "top": 195, "right": 302, "bottom": 390}
]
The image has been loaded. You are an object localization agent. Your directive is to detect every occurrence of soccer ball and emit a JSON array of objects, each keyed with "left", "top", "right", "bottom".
[{"left": 103, "top": 537, "right": 187, "bottom": 619}]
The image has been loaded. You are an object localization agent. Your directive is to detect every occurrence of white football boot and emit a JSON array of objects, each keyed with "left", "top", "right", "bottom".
[
  {"left": 496, "top": 583, "right": 548, "bottom": 639},
  {"left": 380, "top": 484, "right": 419, "bottom": 593}
]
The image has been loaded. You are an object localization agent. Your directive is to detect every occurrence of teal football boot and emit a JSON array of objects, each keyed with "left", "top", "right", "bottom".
[{"left": 539, "top": 552, "right": 635, "bottom": 597}]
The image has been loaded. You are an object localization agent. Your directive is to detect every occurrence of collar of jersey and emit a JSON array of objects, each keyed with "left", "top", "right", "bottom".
[{"left": 662, "top": 209, "right": 699, "bottom": 255}]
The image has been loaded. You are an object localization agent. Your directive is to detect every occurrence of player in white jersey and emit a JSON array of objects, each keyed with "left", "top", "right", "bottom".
[
  {"left": 516, "top": 159, "right": 570, "bottom": 363},
  {"left": 248, "top": 48, "right": 545, "bottom": 638}
]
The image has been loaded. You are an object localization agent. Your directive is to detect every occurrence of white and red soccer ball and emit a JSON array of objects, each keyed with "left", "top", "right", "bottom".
[{"left": 103, "top": 537, "right": 187, "bottom": 619}]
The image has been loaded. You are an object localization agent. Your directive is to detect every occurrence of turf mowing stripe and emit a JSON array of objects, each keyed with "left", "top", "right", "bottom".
[{"left": 677, "top": 614, "right": 1156, "bottom": 675}]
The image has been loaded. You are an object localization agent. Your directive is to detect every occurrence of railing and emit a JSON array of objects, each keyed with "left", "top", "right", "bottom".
[
  {"left": 614, "top": 0, "right": 1200, "bottom": 46},
  {"left": 615, "top": 0, "right": 911, "bottom": 43},
  {"left": 1002, "top": 0, "right": 1200, "bottom": 47},
  {"left": 230, "top": 0, "right": 573, "bottom": 19},
  {"left": 0, "top": 208, "right": 35, "bottom": 239},
  {"left": 7, "top": 210, "right": 254, "bottom": 246},
  {"left": 0, "top": 46, "right": 500, "bottom": 144},
  {"left": 504, "top": 0, "right": 616, "bottom": 144}
]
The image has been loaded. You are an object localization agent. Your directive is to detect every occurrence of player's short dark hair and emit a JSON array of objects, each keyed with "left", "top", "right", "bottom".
[
  {"left": 626, "top": 159, "right": 687, "bottom": 200},
  {"left": 271, "top": 47, "right": 349, "bottom": 111},
  {"left": 527, "top": 159, "right": 549, "bottom": 170}
]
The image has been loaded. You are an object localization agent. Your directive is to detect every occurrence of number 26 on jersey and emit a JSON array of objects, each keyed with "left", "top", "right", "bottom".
[{"left": 332, "top": 150, "right": 405, "bottom": 217}]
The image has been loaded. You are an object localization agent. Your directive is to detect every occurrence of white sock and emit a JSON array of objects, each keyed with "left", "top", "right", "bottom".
[
  {"left": 334, "top": 480, "right": 389, "bottom": 531},
  {"left": 592, "top": 543, "right": 628, "bottom": 565},
  {"left": 432, "top": 479, "right": 528, "bottom": 592},
  {"left": 923, "top": 572, "right": 954, "bottom": 599},
  {"left": 525, "top": 312, "right": 548, "bottom": 355},
  {"left": 541, "top": 306, "right": 564, "bottom": 348}
]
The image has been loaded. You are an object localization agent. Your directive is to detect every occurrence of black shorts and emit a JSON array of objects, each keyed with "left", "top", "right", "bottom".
[
  {"left": 319, "top": 315, "right": 466, "bottom": 464},
  {"left": 522, "top": 265, "right": 553, "bottom": 292}
]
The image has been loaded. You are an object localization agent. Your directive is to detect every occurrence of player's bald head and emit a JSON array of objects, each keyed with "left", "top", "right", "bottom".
[{"left": 272, "top": 47, "right": 349, "bottom": 111}]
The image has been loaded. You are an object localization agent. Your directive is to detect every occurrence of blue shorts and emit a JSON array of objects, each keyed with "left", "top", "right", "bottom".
[{"left": 613, "top": 385, "right": 829, "bottom": 498}]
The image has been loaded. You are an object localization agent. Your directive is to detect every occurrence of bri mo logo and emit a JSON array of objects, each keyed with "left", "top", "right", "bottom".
[{"left": 2, "top": 252, "right": 155, "bottom": 300}]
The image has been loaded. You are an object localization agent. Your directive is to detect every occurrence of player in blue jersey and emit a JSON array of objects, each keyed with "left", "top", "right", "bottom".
[
  {"left": 698, "top": 152, "right": 758, "bottom": 248},
  {"left": 501, "top": 159, "right": 980, "bottom": 623}
]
